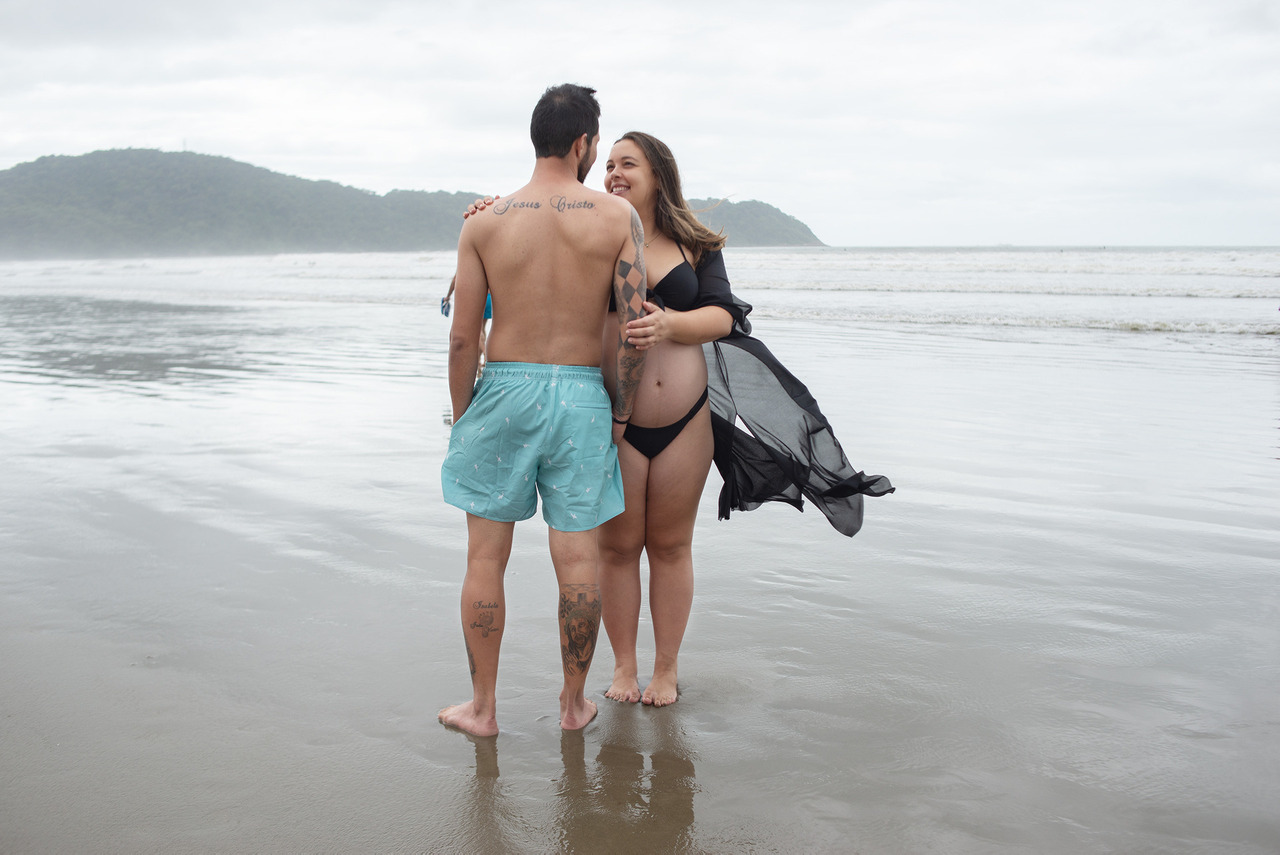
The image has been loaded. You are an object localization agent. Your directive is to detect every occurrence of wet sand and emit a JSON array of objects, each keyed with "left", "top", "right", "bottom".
[{"left": 2, "top": 262, "right": 1279, "bottom": 852}]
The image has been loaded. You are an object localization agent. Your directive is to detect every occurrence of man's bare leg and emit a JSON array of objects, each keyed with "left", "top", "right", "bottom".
[
  {"left": 549, "top": 527, "right": 602, "bottom": 730},
  {"left": 439, "top": 514, "right": 514, "bottom": 737}
]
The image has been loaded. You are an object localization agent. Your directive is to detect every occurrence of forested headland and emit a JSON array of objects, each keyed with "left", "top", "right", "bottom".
[{"left": 0, "top": 149, "right": 824, "bottom": 260}]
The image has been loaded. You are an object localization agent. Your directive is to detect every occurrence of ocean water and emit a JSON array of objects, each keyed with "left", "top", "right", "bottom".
[{"left": 2, "top": 247, "right": 1278, "bottom": 853}]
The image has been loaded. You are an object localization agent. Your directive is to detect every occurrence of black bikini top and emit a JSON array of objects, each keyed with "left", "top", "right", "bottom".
[{"left": 610, "top": 244, "right": 699, "bottom": 312}]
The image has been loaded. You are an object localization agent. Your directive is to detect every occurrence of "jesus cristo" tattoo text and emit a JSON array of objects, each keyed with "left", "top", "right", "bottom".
[
  {"left": 550, "top": 195, "right": 595, "bottom": 212},
  {"left": 493, "top": 198, "right": 540, "bottom": 215}
]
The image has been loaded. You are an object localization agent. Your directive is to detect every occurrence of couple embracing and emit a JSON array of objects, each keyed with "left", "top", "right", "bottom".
[{"left": 439, "top": 83, "right": 892, "bottom": 738}]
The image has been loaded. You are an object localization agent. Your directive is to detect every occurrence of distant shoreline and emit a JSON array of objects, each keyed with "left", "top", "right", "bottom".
[
  {"left": 5, "top": 245, "right": 1276, "bottom": 266},
  {"left": 0, "top": 150, "right": 824, "bottom": 261}
]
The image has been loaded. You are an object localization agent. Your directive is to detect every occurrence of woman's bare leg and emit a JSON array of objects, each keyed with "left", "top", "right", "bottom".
[
  {"left": 598, "top": 442, "right": 649, "bottom": 703},
  {"left": 641, "top": 405, "right": 714, "bottom": 706}
]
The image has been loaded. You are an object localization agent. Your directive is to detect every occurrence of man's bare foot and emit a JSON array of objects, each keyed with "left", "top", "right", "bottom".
[
  {"left": 560, "top": 696, "right": 598, "bottom": 731},
  {"left": 438, "top": 701, "right": 498, "bottom": 737},
  {"left": 641, "top": 669, "right": 679, "bottom": 707},
  {"left": 605, "top": 672, "right": 642, "bottom": 703}
]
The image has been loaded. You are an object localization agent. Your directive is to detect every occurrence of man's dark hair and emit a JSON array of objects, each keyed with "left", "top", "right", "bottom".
[{"left": 530, "top": 84, "right": 600, "bottom": 158}]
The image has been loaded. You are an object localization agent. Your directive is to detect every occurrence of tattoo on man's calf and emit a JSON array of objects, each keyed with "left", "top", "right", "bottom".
[
  {"left": 559, "top": 588, "right": 602, "bottom": 676},
  {"left": 469, "top": 611, "right": 497, "bottom": 638}
]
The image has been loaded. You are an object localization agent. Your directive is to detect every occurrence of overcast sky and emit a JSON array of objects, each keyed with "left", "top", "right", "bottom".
[{"left": 2, "top": 0, "right": 1277, "bottom": 245}]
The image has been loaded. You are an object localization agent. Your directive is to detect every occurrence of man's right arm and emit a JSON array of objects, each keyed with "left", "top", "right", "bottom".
[
  {"left": 448, "top": 226, "right": 487, "bottom": 419},
  {"left": 609, "top": 206, "right": 647, "bottom": 433}
]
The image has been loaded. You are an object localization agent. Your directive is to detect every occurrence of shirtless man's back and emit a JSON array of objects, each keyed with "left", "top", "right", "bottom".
[
  {"left": 439, "top": 83, "right": 646, "bottom": 737},
  {"left": 456, "top": 189, "right": 641, "bottom": 371}
]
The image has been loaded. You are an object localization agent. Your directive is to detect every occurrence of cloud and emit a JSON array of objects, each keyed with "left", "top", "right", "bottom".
[{"left": 1, "top": 0, "right": 1277, "bottom": 244}]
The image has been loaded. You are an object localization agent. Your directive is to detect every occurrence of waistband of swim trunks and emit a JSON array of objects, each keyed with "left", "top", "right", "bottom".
[{"left": 482, "top": 362, "right": 604, "bottom": 382}]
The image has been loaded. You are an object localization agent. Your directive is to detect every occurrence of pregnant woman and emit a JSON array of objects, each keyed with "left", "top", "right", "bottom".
[{"left": 597, "top": 132, "right": 742, "bottom": 706}]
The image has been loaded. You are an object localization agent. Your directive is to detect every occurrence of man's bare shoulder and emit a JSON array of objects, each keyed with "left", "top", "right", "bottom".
[
  {"left": 566, "top": 187, "right": 636, "bottom": 227},
  {"left": 463, "top": 185, "right": 633, "bottom": 236},
  {"left": 576, "top": 186, "right": 632, "bottom": 212},
  {"left": 459, "top": 186, "right": 524, "bottom": 237}
]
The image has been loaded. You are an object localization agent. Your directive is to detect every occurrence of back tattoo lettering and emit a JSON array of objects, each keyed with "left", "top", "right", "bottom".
[
  {"left": 493, "top": 198, "right": 541, "bottom": 215},
  {"left": 550, "top": 195, "right": 595, "bottom": 212}
]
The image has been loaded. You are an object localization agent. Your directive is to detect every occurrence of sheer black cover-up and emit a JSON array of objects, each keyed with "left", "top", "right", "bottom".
[{"left": 688, "top": 250, "right": 894, "bottom": 537}]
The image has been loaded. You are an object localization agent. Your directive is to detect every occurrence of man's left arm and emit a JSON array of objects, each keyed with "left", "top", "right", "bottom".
[{"left": 609, "top": 206, "right": 648, "bottom": 442}]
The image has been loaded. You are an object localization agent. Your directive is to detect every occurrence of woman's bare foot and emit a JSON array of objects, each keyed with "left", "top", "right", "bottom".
[
  {"left": 438, "top": 701, "right": 498, "bottom": 737},
  {"left": 560, "top": 696, "right": 598, "bottom": 731},
  {"left": 605, "top": 669, "right": 642, "bottom": 703},
  {"left": 641, "top": 668, "right": 679, "bottom": 707}
]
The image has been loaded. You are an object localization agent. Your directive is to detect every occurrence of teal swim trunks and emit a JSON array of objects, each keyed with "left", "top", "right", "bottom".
[{"left": 441, "top": 362, "right": 625, "bottom": 532}]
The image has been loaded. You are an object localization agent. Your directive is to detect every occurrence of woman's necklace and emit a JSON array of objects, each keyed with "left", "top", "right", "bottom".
[{"left": 643, "top": 221, "right": 660, "bottom": 249}]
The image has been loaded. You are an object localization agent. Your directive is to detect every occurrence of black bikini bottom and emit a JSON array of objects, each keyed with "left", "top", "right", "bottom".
[{"left": 623, "top": 388, "right": 709, "bottom": 460}]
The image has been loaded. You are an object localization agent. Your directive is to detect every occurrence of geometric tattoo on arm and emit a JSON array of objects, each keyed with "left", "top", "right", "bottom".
[{"left": 611, "top": 207, "right": 648, "bottom": 421}]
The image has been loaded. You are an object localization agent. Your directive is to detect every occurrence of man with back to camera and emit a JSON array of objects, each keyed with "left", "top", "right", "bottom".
[{"left": 438, "top": 83, "right": 647, "bottom": 736}]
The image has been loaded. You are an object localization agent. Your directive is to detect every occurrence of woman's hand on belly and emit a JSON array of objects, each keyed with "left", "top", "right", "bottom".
[{"left": 625, "top": 300, "right": 668, "bottom": 350}]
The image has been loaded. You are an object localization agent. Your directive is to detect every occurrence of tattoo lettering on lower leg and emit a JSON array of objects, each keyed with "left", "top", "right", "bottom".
[
  {"left": 465, "top": 639, "right": 477, "bottom": 677},
  {"left": 559, "top": 585, "right": 602, "bottom": 676},
  {"left": 469, "top": 610, "right": 497, "bottom": 637}
]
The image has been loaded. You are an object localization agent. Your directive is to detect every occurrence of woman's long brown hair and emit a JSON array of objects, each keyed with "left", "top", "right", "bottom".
[{"left": 617, "top": 131, "right": 726, "bottom": 265}]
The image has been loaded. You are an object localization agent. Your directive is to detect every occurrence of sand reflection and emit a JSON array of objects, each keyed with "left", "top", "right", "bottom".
[
  {"left": 555, "top": 709, "right": 698, "bottom": 852},
  {"left": 452, "top": 734, "right": 518, "bottom": 852}
]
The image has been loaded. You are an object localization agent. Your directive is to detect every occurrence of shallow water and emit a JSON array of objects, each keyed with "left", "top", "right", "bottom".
[{"left": 2, "top": 250, "right": 1278, "bottom": 852}]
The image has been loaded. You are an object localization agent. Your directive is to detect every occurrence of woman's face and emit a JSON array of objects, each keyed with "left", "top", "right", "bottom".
[{"left": 603, "top": 139, "right": 654, "bottom": 213}]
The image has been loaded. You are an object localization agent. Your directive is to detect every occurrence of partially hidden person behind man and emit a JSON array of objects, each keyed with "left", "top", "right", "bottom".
[{"left": 438, "top": 83, "right": 647, "bottom": 737}]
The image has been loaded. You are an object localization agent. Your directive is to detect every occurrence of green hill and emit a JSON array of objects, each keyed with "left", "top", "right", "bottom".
[
  {"left": 689, "top": 198, "right": 824, "bottom": 247},
  {"left": 0, "top": 149, "right": 824, "bottom": 260}
]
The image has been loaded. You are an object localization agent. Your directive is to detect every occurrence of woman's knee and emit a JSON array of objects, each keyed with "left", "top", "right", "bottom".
[
  {"left": 599, "top": 536, "right": 643, "bottom": 567},
  {"left": 643, "top": 537, "right": 693, "bottom": 568}
]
